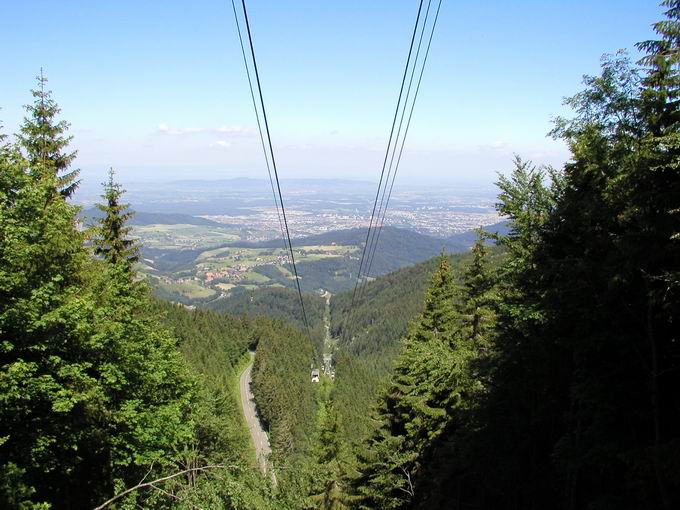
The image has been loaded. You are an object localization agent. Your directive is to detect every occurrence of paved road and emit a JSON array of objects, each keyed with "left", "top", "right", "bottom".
[{"left": 239, "top": 353, "right": 275, "bottom": 483}]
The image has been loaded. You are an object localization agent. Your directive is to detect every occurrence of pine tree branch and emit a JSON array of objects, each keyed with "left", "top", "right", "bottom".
[
  {"left": 398, "top": 467, "right": 415, "bottom": 498},
  {"left": 93, "top": 464, "right": 238, "bottom": 510}
]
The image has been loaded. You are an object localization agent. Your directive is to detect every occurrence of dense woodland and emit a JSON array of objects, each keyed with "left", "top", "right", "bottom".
[
  {"left": 250, "top": 319, "right": 316, "bottom": 464},
  {"left": 329, "top": 250, "right": 496, "bottom": 447},
  {"left": 337, "top": 6, "right": 680, "bottom": 508},
  {"left": 207, "top": 287, "right": 326, "bottom": 350},
  {"left": 2, "top": 2, "right": 680, "bottom": 509}
]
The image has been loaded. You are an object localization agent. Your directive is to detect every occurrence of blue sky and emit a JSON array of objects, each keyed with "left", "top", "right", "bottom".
[{"left": 1, "top": 1, "right": 664, "bottom": 186}]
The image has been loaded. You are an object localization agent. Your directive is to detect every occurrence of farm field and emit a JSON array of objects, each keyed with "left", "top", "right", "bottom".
[
  {"left": 151, "top": 276, "right": 219, "bottom": 301},
  {"left": 132, "top": 224, "right": 243, "bottom": 250},
  {"left": 135, "top": 225, "right": 363, "bottom": 304},
  {"left": 133, "top": 221, "right": 500, "bottom": 305}
]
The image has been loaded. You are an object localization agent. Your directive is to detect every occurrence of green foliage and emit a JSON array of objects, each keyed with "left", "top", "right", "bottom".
[
  {"left": 16, "top": 71, "right": 79, "bottom": 198},
  {"left": 540, "top": 15, "right": 679, "bottom": 504},
  {"left": 153, "top": 299, "right": 253, "bottom": 463},
  {"left": 330, "top": 258, "right": 438, "bottom": 450},
  {"left": 413, "top": 158, "right": 565, "bottom": 509},
  {"left": 350, "top": 9, "right": 680, "bottom": 508},
  {"left": 637, "top": 0, "right": 680, "bottom": 137},
  {"left": 330, "top": 250, "right": 500, "bottom": 449},
  {"left": 1, "top": 112, "right": 95, "bottom": 506},
  {"left": 413, "top": 7, "right": 680, "bottom": 508},
  {"left": 251, "top": 319, "right": 316, "bottom": 462},
  {"left": 1, "top": 82, "right": 269, "bottom": 508},
  {"left": 93, "top": 169, "right": 139, "bottom": 268},
  {"left": 208, "top": 287, "right": 326, "bottom": 351},
  {"left": 4, "top": 5, "right": 680, "bottom": 507},
  {"left": 88, "top": 263, "right": 197, "bottom": 489},
  {"left": 0, "top": 130, "right": 199, "bottom": 507},
  {"left": 461, "top": 235, "right": 496, "bottom": 346},
  {"left": 352, "top": 256, "right": 486, "bottom": 509},
  {"left": 306, "top": 400, "right": 353, "bottom": 510}
]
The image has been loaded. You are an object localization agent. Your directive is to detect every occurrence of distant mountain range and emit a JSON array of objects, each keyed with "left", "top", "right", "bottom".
[{"left": 81, "top": 207, "right": 225, "bottom": 227}]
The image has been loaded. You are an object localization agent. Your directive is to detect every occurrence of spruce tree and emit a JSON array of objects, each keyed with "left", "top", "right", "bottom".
[
  {"left": 412, "top": 255, "right": 459, "bottom": 342},
  {"left": 1, "top": 83, "right": 90, "bottom": 506},
  {"left": 357, "top": 5, "right": 680, "bottom": 510},
  {"left": 442, "top": 157, "right": 567, "bottom": 509},
  {"left": 637, "top": 0, "right": 680, "bottom": 136},
  {"left": 0, "top": 120, "right": 94, "bottom": 506},
  {"left": 632, "top": 7, "right": 680, "bottom": 505},
  {"left": 308, "top": 400, "right": 351, "bottom": 510},
  {"left": 16, "top": 70, "right": 79, "bottom": 198},
  {"left": 405, "top": 239, "right": 497, "bottom": 510},
  {"left": 94, "top": 169, "right": 139, "bottom": 268},
  {"left": 450, "top": 13, "right": 680, "bottom": 506},
  {"left": 535, "top": 6, "right": 680, "bottom": 506},
  {"left": 353, "top": 256, "right": 467, "bottom": 509},
  {"left": 536, "top": 12, "right": 680, "bottom": 505},
  {"left": 1, "top": 81, "right": 197, "bottom": 509},
  {"left": 88, "top": 168, "right": 196, "bottom": 503},
  {"left": 461, "top": 234, "right": 495, "bottom": 345}
]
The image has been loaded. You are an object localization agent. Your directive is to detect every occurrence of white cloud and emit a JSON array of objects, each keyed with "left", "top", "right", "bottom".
[
  {"left": 157, "top": 123, "right": 203, "bottom": 135},
  {"left": 488, "top": 140, "right": 509, "bottom": 148},
  {"left": 211, "top": 140, "right": 232, "bottom": 148},
  {"left": 157, "top": 123, "right": 254, "bottom": 137},
  {"left": 215, "top": 125, "right": 255, "bottom": 137}
]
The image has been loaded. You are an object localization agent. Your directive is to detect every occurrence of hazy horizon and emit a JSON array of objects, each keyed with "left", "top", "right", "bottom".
[{"left": 2, "top": 1, "right": 662, "bottom": 186}]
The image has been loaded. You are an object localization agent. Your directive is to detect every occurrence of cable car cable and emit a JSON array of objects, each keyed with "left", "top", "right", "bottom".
[
  {"left": 360, "top": 0, "right": 443, "bottom": 298},
  {"left": 230, "top": 0, "right": 289, "bottom": 272},
  {"left": 350, "top": 0, "right": 426, "bottom": 310},
  {"left": 358, "top": 0, "right": 435, "bottom": 302},
  {"left": 236, "top": 0, "right": 311, "bottom": 335}
]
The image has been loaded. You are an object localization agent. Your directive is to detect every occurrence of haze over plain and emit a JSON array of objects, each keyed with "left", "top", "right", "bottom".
[{"left": 1, "top": 0, "right": 662, "bottom": 187}]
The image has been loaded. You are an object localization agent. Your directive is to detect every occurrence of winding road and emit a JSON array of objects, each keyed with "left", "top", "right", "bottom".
[{"left": 239, "top": 353, "right": 275, "bottom": 483}]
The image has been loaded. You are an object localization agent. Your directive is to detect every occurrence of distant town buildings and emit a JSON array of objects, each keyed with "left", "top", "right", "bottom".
[
  {"left": 203, "top": 205, "right": 499, "bottom": 239},
  {"left": 136, "top": 194, "right": 501, "bottom": 300}
]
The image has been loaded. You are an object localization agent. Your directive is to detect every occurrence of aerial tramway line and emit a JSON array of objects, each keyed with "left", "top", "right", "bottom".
[{"left": 230, "top": 0, "right": 443, "bottom": 336}]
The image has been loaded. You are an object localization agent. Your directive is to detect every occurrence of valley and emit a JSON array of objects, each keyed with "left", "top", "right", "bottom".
[
  {"left": 3, "top": 1, "right": 675, "bottom": 508},
  {"left": 137, "top": 224, "right": 506, "bottom": 303},
  {"left": 79, "top": 179, "right": 505, "bottom": 304}
]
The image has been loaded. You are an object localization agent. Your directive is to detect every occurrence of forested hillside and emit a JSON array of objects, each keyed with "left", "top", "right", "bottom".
[
  {"left": 208, "top": 287, "right": 326, "bottom": 349},
  {"left": 328, "top": 251, "right": 493, "bottom": 446},
  {"left": 0, "top": 82, "right": 284, "bottom": 508},
  {"left": 82, "top": 207, "right": 227, "bottom": 227},
  {"left": 341, "top": 8, "right": 680, "bottom": 508},
  {"left": 2, "top": 2, "right": 680, "bottom": 509},
  {"left": 152, "top": 300, "right": 253, "bottom": 461},
  {"left": 251, "top": 320, "right": 317, "bottom": 463}
]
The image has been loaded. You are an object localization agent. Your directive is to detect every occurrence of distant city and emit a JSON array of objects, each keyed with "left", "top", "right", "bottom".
[
  {"left": 205, "top": 204, "right": 499, "bottom": 241},
  {"left": 73, "top": 177, "right": 503, "bottom": 303},
  {"left": 76, "top": 177, "right": 501, "bottom": 241}
]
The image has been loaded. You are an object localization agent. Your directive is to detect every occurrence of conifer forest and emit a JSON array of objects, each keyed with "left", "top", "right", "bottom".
[{"left": 1, "top": 1, "right": 679, "bottom": 508}]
